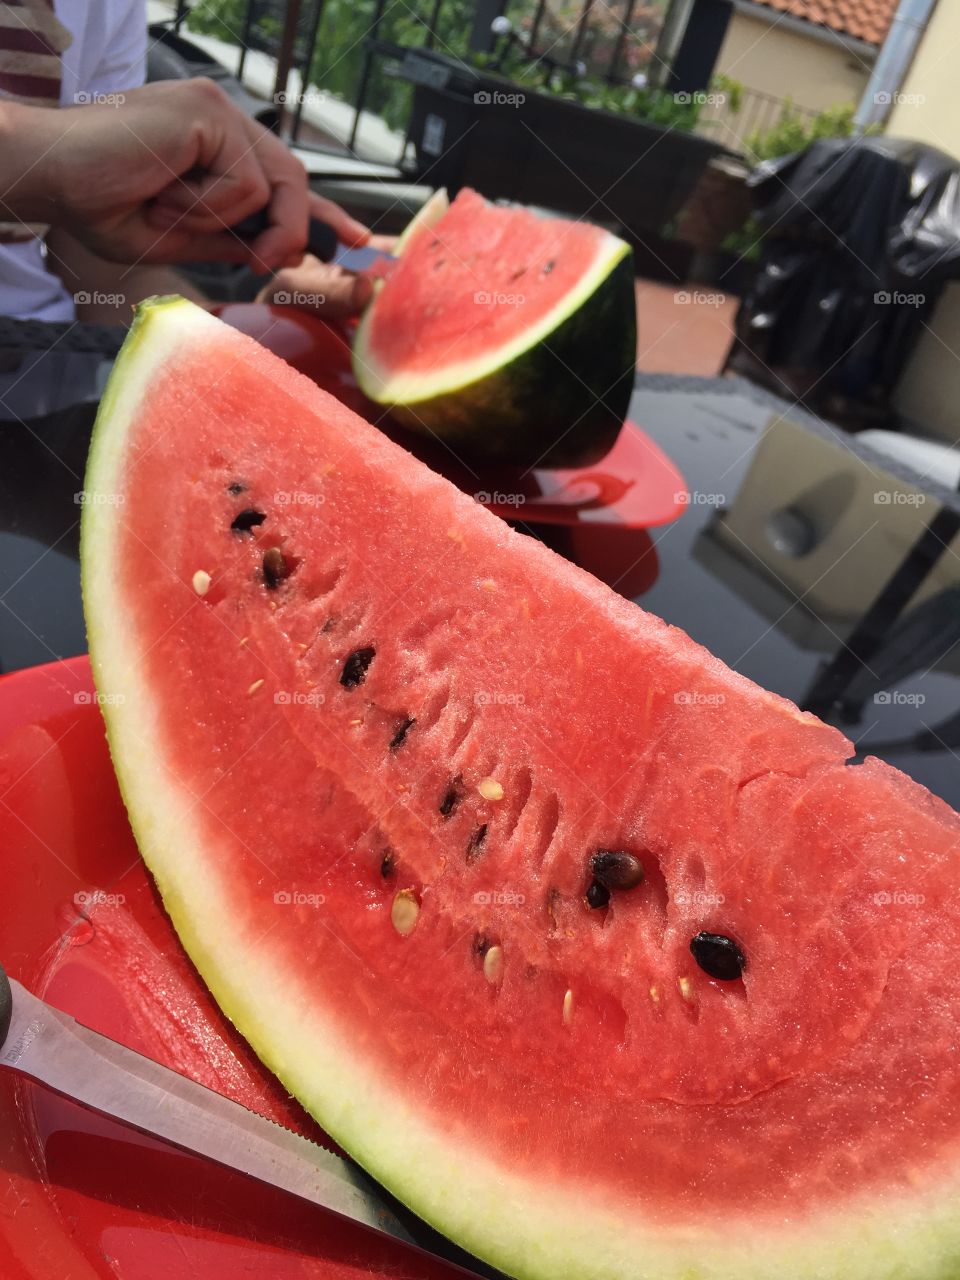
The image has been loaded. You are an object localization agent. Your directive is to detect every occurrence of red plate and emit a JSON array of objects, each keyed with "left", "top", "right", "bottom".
[
  {"left": 0, "top": 655, "right": 470, "bottom": 1280},
  {"left": 214, "top": 303, "right": 686, "bottom": 531}
]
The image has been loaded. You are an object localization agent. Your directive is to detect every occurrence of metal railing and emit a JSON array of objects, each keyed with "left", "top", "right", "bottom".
[
  {"left": 169, "top": 0, "right": 673, "bottom": 156},
  {"left": 166, "top": 0, "right": 823, "bottom": 167},
  {"left": 695, "top": 86, "right": 820, "bottom": 157}
]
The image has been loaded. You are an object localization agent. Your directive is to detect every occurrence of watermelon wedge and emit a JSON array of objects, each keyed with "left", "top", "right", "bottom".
[
  {"left": 352, "top": 189, "right": 637, "bottom": 467},
  {"left": 83, "top": 298, "right": 960, "bottom": 1280}
]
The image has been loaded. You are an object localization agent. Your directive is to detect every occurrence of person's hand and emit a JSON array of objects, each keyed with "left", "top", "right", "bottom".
[
  {"left": 256, "top": 255, "right": 373, "bottom": 318},
  {"left": 4, "top": 80, "right": 369, "bottom": 272},
  {"left": 256, "top": 236, "right": 399, "bottom": 318}
]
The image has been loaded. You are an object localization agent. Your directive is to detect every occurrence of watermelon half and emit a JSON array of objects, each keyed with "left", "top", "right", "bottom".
[
  {"left": 352, "top": 189, "right": 637, "bottom": 468},
  {"left": 83, "top": 298, "right": 960, "bottom": 1280}
]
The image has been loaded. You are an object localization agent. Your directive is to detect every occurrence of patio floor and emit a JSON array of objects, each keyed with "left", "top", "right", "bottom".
[{"left": 634, "top": 278, "right": 739, "bottom": 376}]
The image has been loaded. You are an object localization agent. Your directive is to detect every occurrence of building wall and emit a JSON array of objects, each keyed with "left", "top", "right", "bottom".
[
  {"left": 714, "top": 10, "right": 872, "bottom": 112},
  {"left": 702, "top": 10, "right": 873, "bottom": 151},
  {"left": 887, "top": 1, "right": 960, "bottom": 442}
]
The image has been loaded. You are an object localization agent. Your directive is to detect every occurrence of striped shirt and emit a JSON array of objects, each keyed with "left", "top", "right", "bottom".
[
  {"left": 0, "top": 0, "right": 146, "bottom": 319},
  {"left": 0, "top": 0, "right": 72, "bottom": 106}
]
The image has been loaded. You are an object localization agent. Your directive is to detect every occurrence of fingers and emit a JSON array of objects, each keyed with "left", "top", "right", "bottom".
[
  {"left": 147, "top": 107, "right": 310, "bottom": 271},
  {"left": 154, "top": 111, "right": 273, "bottom": 234},
  {"left": 257, "top": 257, "right": 374, "bottom": 317},
  {"left": 147, "top": 166, "right": 268, "bottom": 231},
  {"left": 308, "top": 191, "right": 370, "bottom": 247},
  {"left": 75, "top": 77, "right": 370, "bottom": 272},
  {"left": 246, "top": 133, "right": 310, "bottom": 271},
  {"left": 140, "top": 227, "right": 254, "bottom": 265}
]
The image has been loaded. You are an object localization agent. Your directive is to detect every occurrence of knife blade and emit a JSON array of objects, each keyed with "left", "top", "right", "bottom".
[
  {"left": 232, "top": 209, "right": 397, "bottom": 278},
  {"left": 0, "top": 967, "right": 494, "bottom": 1279}
]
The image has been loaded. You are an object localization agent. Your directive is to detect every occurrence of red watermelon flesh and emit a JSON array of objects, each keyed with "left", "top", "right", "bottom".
[
  {"left": 360, "top": 188, "right": 618, "bottom": 376},
  {"left": 82, "top": 298, "right": 960, "bottom": 1279}
]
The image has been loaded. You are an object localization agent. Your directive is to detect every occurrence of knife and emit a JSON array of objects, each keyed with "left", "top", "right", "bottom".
[
  {"left": 232, "top": 208, "right": 397, "bottom": 277},
  {"left": 0, "top": 965, "right": 498, "bottom": 1279}
]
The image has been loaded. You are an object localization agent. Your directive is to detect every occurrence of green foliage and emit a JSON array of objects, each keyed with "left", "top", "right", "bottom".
[
  {"left": 512, "top": 70, "right": 744, "bottom": 134},
  {"left": 721, "top": 219, "right": 763, "bottom": 263},
  {"left": 745, "top": 100, "right": 858, "bottom": 162},
  {"left": 185, "top": 0, "right": 256, "bottom": 45},
  {"left": 187, "top": 0, "right": 475, "bottom": 131},
  {"left": 185, "top": 0, "right": 740, "bottom": 138},
  {"left": 713, "top": 72, "right": 742, "bottom": 115}
]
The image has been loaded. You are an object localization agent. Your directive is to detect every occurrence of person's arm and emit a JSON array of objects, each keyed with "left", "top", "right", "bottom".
[
  {"left": 0, "top": 79, "right": 369, "bottom": 272},
  {"left": 44, "top": 228, "right": 205, "bottom": 323}
]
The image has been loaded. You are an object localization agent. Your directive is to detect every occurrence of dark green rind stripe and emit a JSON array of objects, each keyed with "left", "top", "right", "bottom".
[{"left": 385, "top": 253, "right": 637, "bottom": 468}]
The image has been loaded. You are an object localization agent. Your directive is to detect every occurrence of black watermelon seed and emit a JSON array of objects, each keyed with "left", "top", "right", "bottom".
[
  {"left": 591, "top": 850, "right": 644, "bottom": 891},
  {"left": 231, "top": 508, "right": 267, "bottom": 534},
  {"left": 690, "top": 932, "right": 746, "bottom": 981},
  {"left": 439, "top": 780, "right": 463, "bottom": 818},
  {"left": 466, "top": 824, "right": 488, "bottom": 861},
  {"left": 262, "top": 547, "right": 289, "bottom": 588},
  {"left": 389, "top": 717, "right": 415, "bottom": 751},
  {"left": 542, "top": 259, "right": 555, "bottom": 274},
  {"left": 227, "top": 481, "right": 246, "bottom": 495},
  {"left": 340, "top": 646, "right": 376, "bottom": 689},
  {"left": 380, "top": 850, "right": 395, "bottom": 878},
  {"left": 586, "top": 879, "right": 610, "bottom": 910}
]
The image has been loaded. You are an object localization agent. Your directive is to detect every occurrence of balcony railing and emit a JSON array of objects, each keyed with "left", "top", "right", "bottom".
[
  {"left": 169, "top": 0, "right": 674, "bottom": 156},
  {"left": 695, "top": 86, "right": 819, "bottom": 159},
  {"left": 163, "top": 0, "right": 821, "bottom": 169}
]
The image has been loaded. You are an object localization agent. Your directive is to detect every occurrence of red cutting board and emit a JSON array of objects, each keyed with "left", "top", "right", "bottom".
[{"left": 0, "top": 655, "right": 471, "bottom": 1280}]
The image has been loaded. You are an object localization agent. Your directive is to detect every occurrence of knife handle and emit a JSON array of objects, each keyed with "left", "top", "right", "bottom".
[
  {"left": 231, "top": 209, "right": 338, "bottom": 263},
  {"left": 0, "top": 964, "right": 11, "bottom": 1050}
]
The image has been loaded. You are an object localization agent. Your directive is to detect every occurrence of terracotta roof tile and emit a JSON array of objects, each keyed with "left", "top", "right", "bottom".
[{"left": 745, "top": 0, "right": 897, "bottom": 46}]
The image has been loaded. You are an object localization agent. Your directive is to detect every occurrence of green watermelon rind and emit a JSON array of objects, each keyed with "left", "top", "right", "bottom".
[
  {"left": 352, "top": 226, "right": 637, "bottom": 467},
  {"left": 82, "top": 297, "right": 960, "bottom": 1280}
]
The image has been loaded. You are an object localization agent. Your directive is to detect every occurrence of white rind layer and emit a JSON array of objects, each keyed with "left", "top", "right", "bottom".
[{"left": 81, "top": 297, "right": 960, "bottom": 1280}]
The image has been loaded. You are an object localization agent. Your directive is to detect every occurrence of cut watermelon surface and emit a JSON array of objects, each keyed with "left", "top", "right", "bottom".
[
  {"left": 353, "top": 189, "right": 637, "bottom": 467},
  {"left": 83, "top": 298, "right": 960, "bottom": 1280}
]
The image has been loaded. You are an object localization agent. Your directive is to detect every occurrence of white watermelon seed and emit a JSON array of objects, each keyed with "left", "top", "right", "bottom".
[
  {"left": 678, "top": 976, "right": 694, "bottom": 1002},
  {"left": 391, "top": 889, "right": 420, "bottom": 937},
  {"left": 247, "top": 679, "right": 264, "bottom": 696},
  {"left": 483, "top": 944, "right": 504, "bottom": 985},
  {"left": 649, "top": 985, "right": 661, "bottom": 1003},
  {"left": 562, "top": 988, "right": 574, "bottom": 1025},
  {"left": 192, "top": 570, "right": 211, "bottom": 596},
  {"left": 478, "top": 777, "right": 503, "bottom": 801}
]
